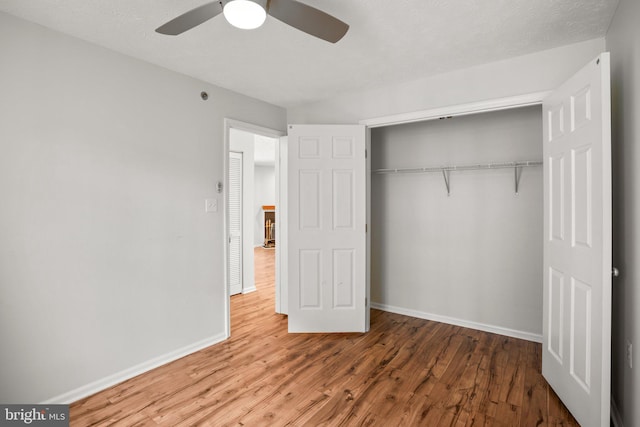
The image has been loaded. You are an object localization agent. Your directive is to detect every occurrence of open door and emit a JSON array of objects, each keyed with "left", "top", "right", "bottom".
[
  {"left": 288, "top": 124, "right": 369, "bottom": 333},
  {"left": 542, "top": 53, "right": 612, "bottom": 427}
]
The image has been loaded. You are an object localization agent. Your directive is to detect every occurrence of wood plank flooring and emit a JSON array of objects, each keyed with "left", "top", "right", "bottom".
[{"left": 70, "top": 247, "right": 579, "bottom": 426}]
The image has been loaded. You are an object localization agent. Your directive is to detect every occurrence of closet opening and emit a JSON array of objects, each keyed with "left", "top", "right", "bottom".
[{"left": 369, "top": 105, "right": 544, "bottom": 341}]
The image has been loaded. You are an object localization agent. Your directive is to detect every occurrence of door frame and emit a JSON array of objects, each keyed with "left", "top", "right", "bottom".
[
  {"left": 359, "top": 91, "right": 551, "bottom": 128},
  {"left": 223, "top": 118, "right": 285, "bottom": 337},
  {"left": 360, "top": 91, "right": 552, "bottom": 341}
]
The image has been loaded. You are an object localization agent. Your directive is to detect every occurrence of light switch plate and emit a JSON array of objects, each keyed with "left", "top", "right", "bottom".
[{"left": 205, "top": 198, "right": 218, "bottom": 213}]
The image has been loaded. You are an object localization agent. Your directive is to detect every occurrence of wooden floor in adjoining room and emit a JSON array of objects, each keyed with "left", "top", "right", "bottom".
[{"left": 70, "top": 247, "right": 578, "bottom": 426}]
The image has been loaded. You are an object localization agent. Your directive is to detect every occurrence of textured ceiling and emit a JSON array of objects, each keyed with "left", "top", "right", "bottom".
[{"left": 0, "top": 0, "right": 619, "bottom": 108}]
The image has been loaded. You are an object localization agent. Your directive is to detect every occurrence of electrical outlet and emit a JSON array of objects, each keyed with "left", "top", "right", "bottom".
[{"left": 626, "top": 340, "right": 633, "bottom": 369}]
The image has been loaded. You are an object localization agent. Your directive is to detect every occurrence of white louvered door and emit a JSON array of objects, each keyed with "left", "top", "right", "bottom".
[
  {"left": 228, "top": 151, "right": 243, "bottom": 296},
  {"left": 542, "top": 53, "right": 612, "bottom": 427},
  {"left": 288, "top": 124, "right": 368, "bottom": 333}
]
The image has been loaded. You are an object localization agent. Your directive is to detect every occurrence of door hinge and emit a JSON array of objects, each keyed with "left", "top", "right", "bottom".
[
  {"left": 365, "top": 224, "right": 368, "bottom": 233},
  {"left": 365, "top": 149, "right": 368, "bottom": 159},
  {"left": 365, "top": 297, "right": 368, "bottom": 306}
]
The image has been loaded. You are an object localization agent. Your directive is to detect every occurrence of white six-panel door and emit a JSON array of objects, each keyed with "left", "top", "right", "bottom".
[
  {"left": 542, "top": 53, "right": 612, "bottom": 427},
  {"left": 288, "top": 124, "right": 368, "bottom": 333}
]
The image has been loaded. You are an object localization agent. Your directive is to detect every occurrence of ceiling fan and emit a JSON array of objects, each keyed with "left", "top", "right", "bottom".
[{"left": 156, "top": 0, "right": 349, "bottom": 43}]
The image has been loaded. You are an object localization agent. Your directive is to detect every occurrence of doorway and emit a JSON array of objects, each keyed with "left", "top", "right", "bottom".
[{"left": 224, "top": 119, "right": 285, "bottom": 337}]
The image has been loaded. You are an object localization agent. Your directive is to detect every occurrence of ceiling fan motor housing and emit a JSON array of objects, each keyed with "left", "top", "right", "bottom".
[{"left": 222, "top": 0, "right": 269, "bottom": 29}]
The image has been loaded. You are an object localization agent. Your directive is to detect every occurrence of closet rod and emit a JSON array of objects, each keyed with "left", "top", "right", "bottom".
[
  {"left": 373, "top": 160, "right": 543, "bottom": 195},
  {"left": 372, "top": 160, "right": 542, "bottom": 175}
]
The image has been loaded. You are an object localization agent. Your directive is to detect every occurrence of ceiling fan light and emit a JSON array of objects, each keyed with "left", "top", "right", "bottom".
[{"left": 223, "top": 0, "right": 267, "bottom": 30}]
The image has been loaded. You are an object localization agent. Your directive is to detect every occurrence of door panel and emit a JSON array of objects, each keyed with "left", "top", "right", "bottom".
[
  {"left": 299, "top": 170, "right": 321, "bottom": 229},
  {"left": 333, "top": 170, "right": 355, "bottom": 229},
  {"left": 300, "top": 249, "right": 321, "bottom": 308},
  {"left": 288, "top": 124, "right": 368, "bottom": 333},
  {"left": 548, "top": 267, "right": 564, "bottom": 363},
  {"left": 572, "top": 145, "right": 593, "bottom": 248},
  {"left": 570, "top": 277, "right": 592, "bottom": 391},
  {"left": 333, "top": 249, "right": 355, "bottom": 308},
  {"left": 549, "top": 154, "right": 566, "bottom": 241},
  {"left": 542, "top": 53, "right": 611, "bottom": 427}
]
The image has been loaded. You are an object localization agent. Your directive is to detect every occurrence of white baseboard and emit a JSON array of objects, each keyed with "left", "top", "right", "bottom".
[
  {"left": 370, "top": 302, "right": 542, "bottom": 343},
  {"left": 611, "top": 396, "right": 624, "bottom": 427},
  {"left": 41, "top": 332, "right": 227, "bottom": 404},
  {"left": 242, "top": 286, "right": 257, "bottom": 294}
]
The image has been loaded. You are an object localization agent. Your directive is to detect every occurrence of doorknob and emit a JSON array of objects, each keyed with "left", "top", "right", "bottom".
[{"left": 612, "top": 267, "right": 620, "bottom": 277}]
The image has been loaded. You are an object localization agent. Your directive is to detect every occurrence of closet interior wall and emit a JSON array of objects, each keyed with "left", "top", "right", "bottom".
[{"left": 370, "top": 105, "right": 543, "bottom": 338}]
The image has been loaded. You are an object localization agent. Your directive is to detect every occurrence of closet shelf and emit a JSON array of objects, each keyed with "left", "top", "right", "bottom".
[
  {"left": 372, "top": 160, "right": 542, "bottom": 174},
  {"left": 372, "top": 160, "right": 543, "bottom": 196}
]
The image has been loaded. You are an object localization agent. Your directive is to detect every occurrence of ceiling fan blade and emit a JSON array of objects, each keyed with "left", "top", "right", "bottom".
[
  {"left": 267, "top": 0, "right": 349, "bottom": 43},
  {"left": 156, "top": 1, "right": 223, "bottom": 35}
]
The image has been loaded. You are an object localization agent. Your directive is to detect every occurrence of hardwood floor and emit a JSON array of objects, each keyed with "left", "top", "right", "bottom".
[{"left": 70, "top": 247, "right": 578, "bottom": 426}]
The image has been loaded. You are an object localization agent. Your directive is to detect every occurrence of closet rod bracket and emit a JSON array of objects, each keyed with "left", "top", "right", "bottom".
[
  {"left": 442, "top": 169, "right": 451, "bottom": 196},
  {"left": 514, "top": 166, "right": 523, "bottom": 194}
]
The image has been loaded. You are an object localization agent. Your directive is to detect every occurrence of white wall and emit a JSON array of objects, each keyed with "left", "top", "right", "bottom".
[
  {"left": 287, "top": 38, "right": 605, "bottom": 124},
  {"left": 0, "top": 12, "right": 285, "bottom": 404},
  {"left": 371, "top": 106, "right": 543, "bottom": 337},
  {"left": 606, "top": 0, "right": 640, "bottom": 425},
  {"left": 254, "top": 166, "right": 276, "bottom": 246}
]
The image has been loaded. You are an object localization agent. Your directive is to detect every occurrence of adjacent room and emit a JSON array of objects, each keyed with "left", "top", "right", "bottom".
[
  {"left": 228, "top": 127, "right": 279, "bottom": 297},
  {"left": 1, "top": 0, "right": 638, "bottom": 426}
]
